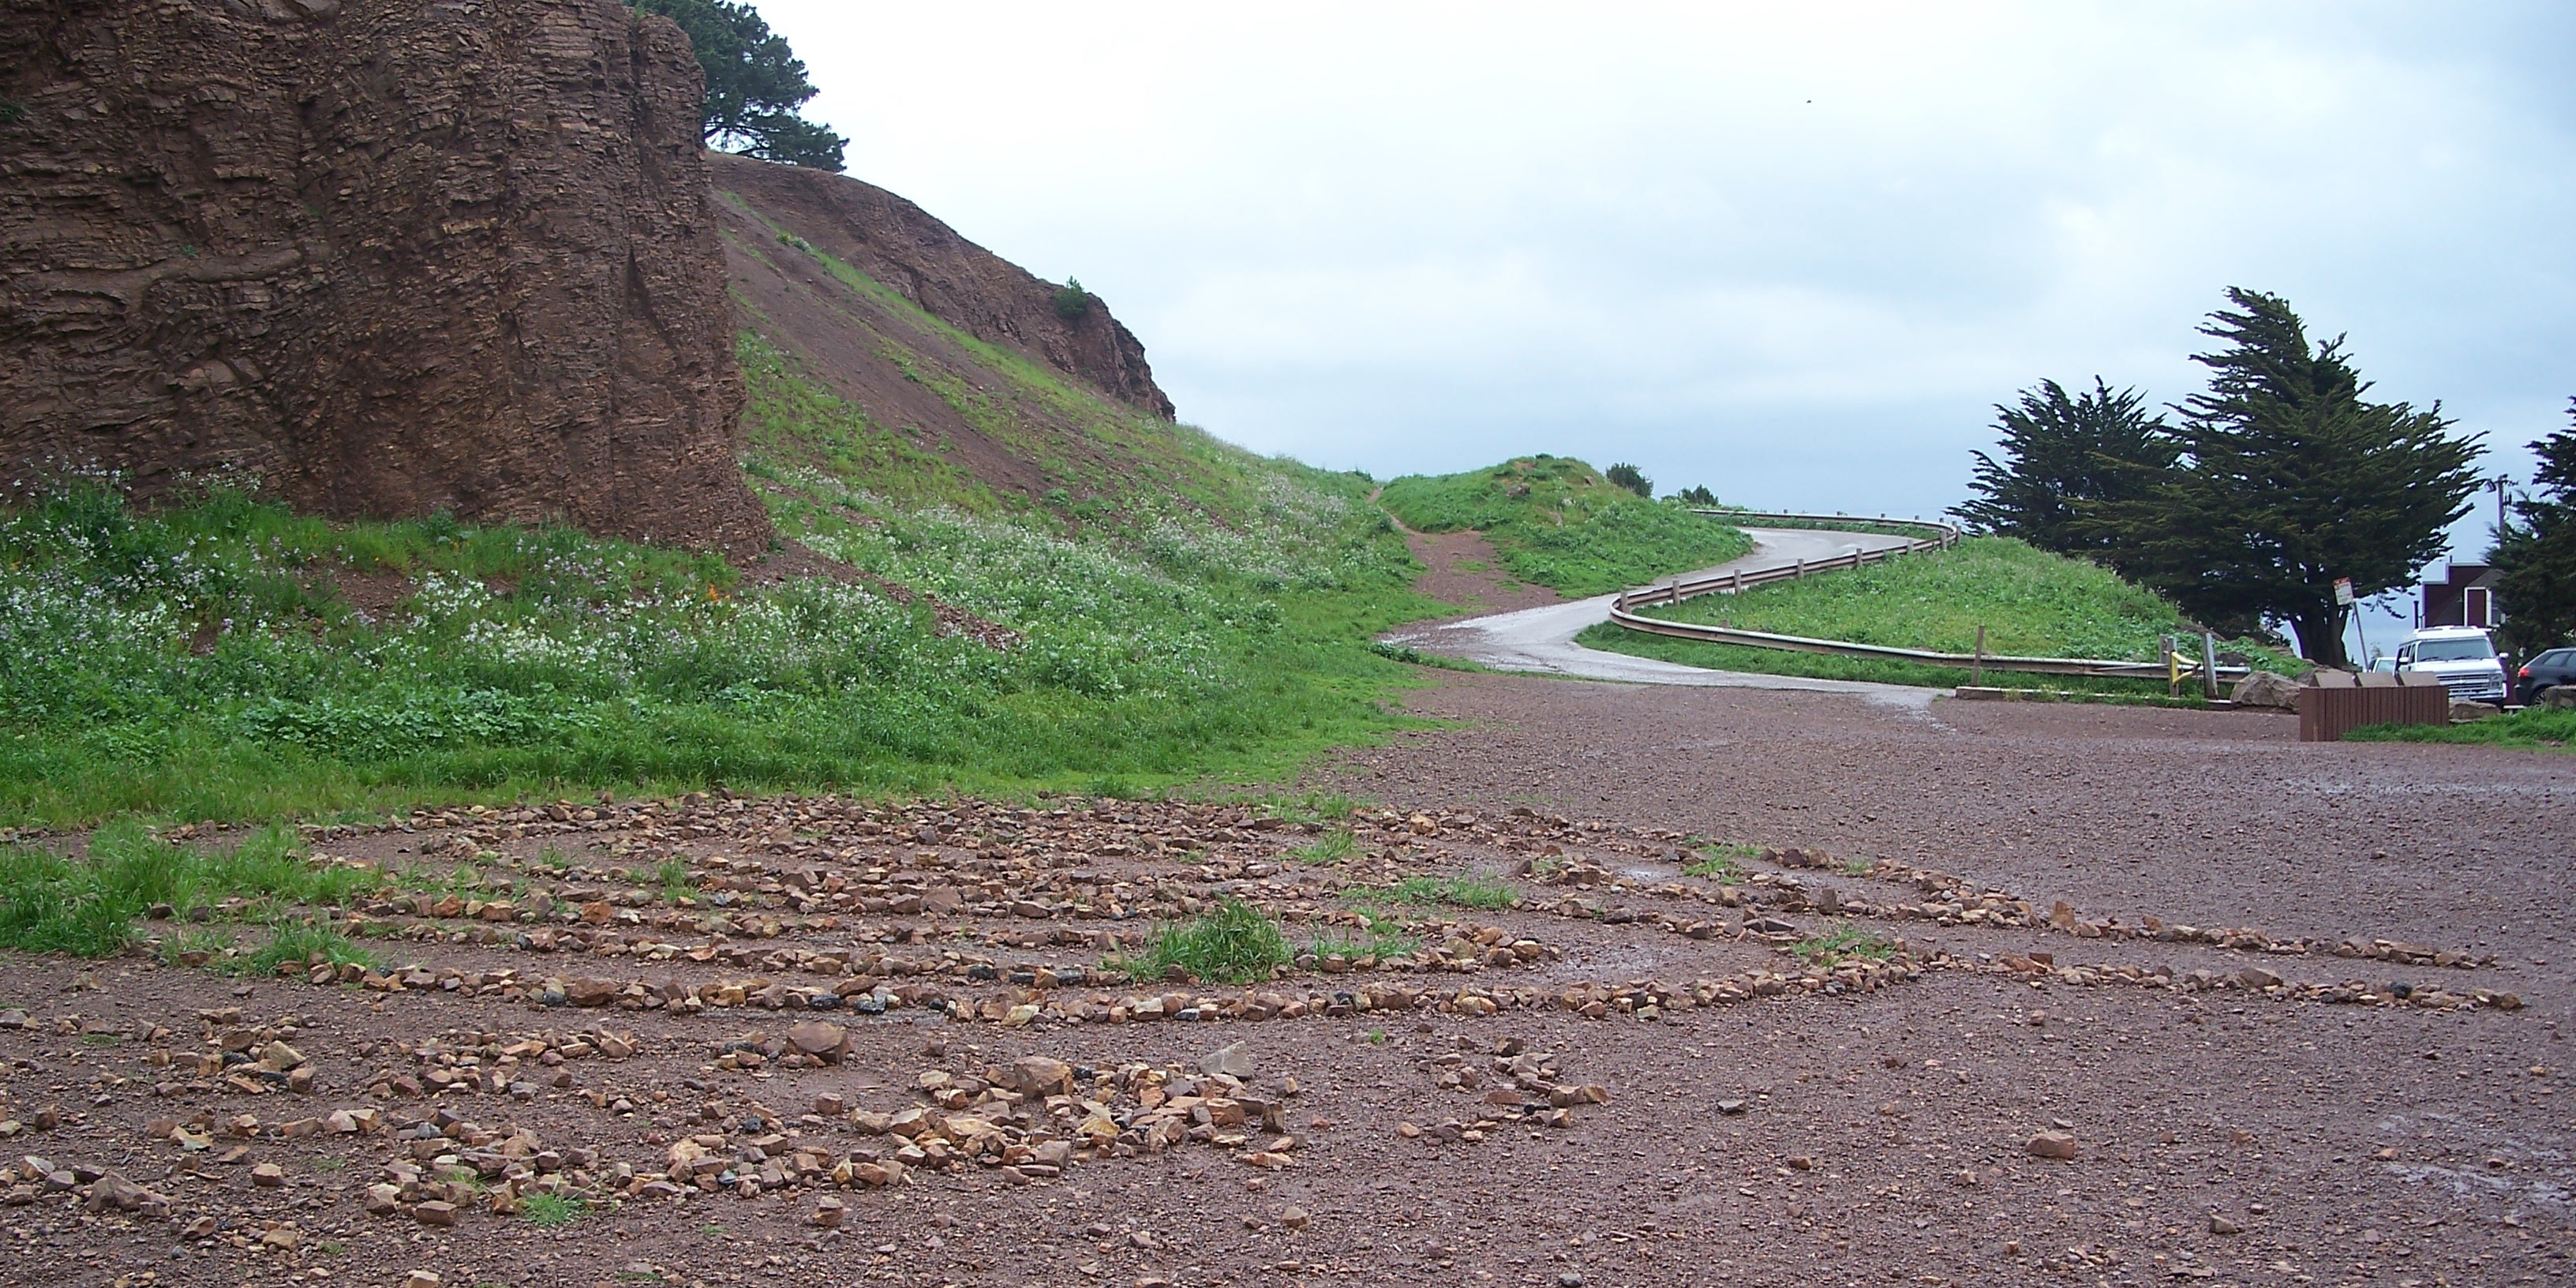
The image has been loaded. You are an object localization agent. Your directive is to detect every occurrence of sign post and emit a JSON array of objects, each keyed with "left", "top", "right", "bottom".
[{"left": 2334, "top": 578, "right": 2366, "bottom": 669}]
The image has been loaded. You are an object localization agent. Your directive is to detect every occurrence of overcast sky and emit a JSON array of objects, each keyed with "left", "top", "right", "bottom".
[{"left": 760, "top": 2, "right": 2571, "bottom": 636}]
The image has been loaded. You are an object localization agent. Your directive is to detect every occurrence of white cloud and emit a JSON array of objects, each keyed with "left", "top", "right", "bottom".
[{"left": 756, "top": 0, "right": 2576, "bottom": 534}]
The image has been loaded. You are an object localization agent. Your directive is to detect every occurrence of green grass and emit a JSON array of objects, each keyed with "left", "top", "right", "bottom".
[
  {"left": 1791, "top": 923, "right": 1899, "bottom": 967},
  {"left": 1305, "top": 906, "right": 1416, "bottom": 962},
  {"left": 1581, "top": 535, "right": 2299, "bottom": 692},
  {"left": 657, "top": 857, "right": 694, "bottom": 904},
  {"left": 1287, "top": 828, "right": 1356, "bottom": 865},
  {"left": 1683, "top": 841, "right": 1758, "bottom": 880},
  {"left": 237, "top": 919, "right": 376, "bottom": 977},
  {"left": 521, "top": 1193, "right": 589, "bottom": 1226},
  {"left": 1379, "top": 456, "right": 1752, "bottom": 597},
  {"left": 1110, "top": 897, "right": 1291, "bottom": 984},
  {"left": 1374, "top": 871, "right": 1521, "bottom": 911},
  {"left": 2344, "top": 706, "right": 2576, "bottom": 751},
  {"left": 0, "top": 820, "right": 387, "bottom": 957},
  {"left": 0, "top": 466, "right": 1442, "bottom": 829},
  {"left": 2, "top": 205, "right": 1462, "bottom": 839}
]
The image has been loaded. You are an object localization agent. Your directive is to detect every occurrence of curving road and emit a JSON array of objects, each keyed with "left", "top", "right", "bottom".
[{"left": 1381, "top": 526, "right": 1937, "bottom": 708}]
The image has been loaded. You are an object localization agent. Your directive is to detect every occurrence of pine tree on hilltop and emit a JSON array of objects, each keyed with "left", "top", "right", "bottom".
[
  {"left": 630, "top": 0, "right": 847, "bottom": 171},
  {"left": 2492, "top": 400, "right": 2576, "bottom": 652}
]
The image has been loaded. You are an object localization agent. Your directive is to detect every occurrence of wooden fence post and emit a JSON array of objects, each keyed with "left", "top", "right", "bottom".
[
  {"left": 2201, "top": 631, "right": 2219, "bottom": 701},
  {"left": 1972, "top": 625, "right": 1986, "bottom": 688}
]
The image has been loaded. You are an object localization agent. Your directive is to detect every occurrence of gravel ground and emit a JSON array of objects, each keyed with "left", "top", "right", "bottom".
[{"left": 3, "top": 674, "right": 2572, "bottom": 1288}]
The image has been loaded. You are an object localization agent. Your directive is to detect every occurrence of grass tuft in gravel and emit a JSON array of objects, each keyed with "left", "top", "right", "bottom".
[
  {"left": 234, "top": 919, "right": 377, "bottom": 977},
  {"left": 1305, "top": 907, "right": 1416, "bottom": 962},
  {"left": 1111, "top": 897, "right": 1290, "bottom": 984},
  {"left": 1379, "top": 871, "right": 1521, "bottom": 910},
  {"left": 1287, "top": 828, "right": 1355, "bottom": 865},
  {"left": 1683, "top": 841, "right": 1759, "bottom": 880},
  {"left": 522, "top": 1193, "right": 590, "bottom": 1226},
  {"left": 1792, "top": 923, "right": 1900, "bottom": 966}
]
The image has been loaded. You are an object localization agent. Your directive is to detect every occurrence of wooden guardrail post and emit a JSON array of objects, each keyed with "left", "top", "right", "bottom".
[
  {"left": 1972, "top": 625, "right": 1986, "bottom": 687},
  {"left": 2200, "top": 632, "right": 2219, "bottom": 701}
]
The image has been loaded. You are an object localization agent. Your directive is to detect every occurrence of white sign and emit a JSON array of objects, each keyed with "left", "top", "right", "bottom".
[{"left": 2333, "top": 578, "right": 2355, "bottom": 607}]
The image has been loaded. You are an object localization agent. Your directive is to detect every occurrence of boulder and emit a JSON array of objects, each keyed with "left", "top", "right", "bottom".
[
  {"left": 786, "top": 1021, "right": 850, "bottom": 1065},
  {"left": 2230, "top": 669, "right": 2303, "bottom": 710},
  {"left": 2449, "top": 701, "right": 2501, "bottom": 723},
  {"left": 2542, "top": 685, "right": 2576, "bottom": 710},
  {"left": 2026, "top": 1131, "right": 2080, "bottom": 1160},
  {"left": 1199, "top": 1041, "right": 1256, "bottom": 1080},
  {"left": 1006, "top": 1055, "right": 1074, "bottom": 1098}
]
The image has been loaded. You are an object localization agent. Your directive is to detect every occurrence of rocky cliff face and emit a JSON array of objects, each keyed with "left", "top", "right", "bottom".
[
  {"left": 0, "top": 0, "right": 769, "bottom": 554},
  {"left": 714, "top": 153, "right": 1174, "bottom": 421}
]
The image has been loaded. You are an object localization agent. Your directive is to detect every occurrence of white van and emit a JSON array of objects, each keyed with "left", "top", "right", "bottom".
[{"left": 2391, "top": 626, "right": 2509, "bottom": 704}]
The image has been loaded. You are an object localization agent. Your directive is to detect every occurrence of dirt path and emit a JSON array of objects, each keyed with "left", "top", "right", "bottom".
[
  {"left": 1399, "top": 528, "right": 1561, "bottom": 617},
  {"left": 2, "top": 678, "right": 2572, "bottom": 1288}
]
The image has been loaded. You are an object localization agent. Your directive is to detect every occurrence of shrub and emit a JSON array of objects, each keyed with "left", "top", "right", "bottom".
[
  {"left": 1051, "top": 279, "right": 1093, "bottom": 322},
  {"left": 1605, "top": 462, "right": 1653, "bottom": 498}
]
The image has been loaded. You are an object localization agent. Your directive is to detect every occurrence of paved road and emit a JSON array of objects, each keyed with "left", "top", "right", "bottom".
[{"left": 1381, "top": 526, "right": 1933, "bottom": 707}]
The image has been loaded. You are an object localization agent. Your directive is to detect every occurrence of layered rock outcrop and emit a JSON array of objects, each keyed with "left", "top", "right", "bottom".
[{"left": 0, "top": 0, "right": 768, "bottom": 553}]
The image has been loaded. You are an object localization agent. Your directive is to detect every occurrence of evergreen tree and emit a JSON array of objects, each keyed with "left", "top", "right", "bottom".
[
  {"left": 630, "top": 0, "right": 846, "bottom": 171},
  {"left": 1949, "top": 377, "right": 2176, "bottom": 569},
  {"left": 2093, "top": 288, "right": 2481, "bottom": 667},
  {"left": 1605, "top": 463, "right": 1653, "bottom": 499},
  {"left": 2492, "top": 401, "right": 2576, "bottom": 652}
]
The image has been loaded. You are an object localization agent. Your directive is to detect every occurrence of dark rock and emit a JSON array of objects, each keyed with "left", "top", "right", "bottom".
[{"left": 0, "top": 0, "right": 766, "bottom": 556}]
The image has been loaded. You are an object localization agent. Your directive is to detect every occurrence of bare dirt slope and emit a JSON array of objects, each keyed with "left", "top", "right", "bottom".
[
  {"left": 1398, "top": 527, "right": 1561, "bottom": 617},
  {"left": 2, "top": 680, "right": 2570, "bottom": 1287},
  {"left": 714, "top": 153, "right": 1208, "bottom": 509},
  {"left": 0, "top": 0, "right": 767, "bottom": 556}
]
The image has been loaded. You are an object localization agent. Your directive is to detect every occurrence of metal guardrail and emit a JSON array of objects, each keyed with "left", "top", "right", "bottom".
[{"left": 1607, "top": 511, "right": 2254, "bottom": 683}]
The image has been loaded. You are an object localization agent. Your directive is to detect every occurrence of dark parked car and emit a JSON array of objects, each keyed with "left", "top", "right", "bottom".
[{"left": 2518, "top": 647, "right": 2576, "bottom": 706}]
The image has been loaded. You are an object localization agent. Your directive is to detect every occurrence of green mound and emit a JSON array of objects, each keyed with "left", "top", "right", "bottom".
[
  {"left": 1377, "top": 456, "right": 1750, "bottom": 597},
  {"left": 1579, "top": 536, "right": 2297, "bottom": 693}
]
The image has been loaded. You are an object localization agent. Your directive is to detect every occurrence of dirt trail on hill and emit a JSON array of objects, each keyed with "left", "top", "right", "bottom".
[
  {"left": 1398, "top": 526, "right": 1562, "bottom": 618},
  {"left": 3, "top": 676, "right": 2572, "bottom": 1288}
]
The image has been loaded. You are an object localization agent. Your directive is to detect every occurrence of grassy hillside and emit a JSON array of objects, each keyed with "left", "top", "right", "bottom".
[
  {"left": 0, "top": 229, "right": 1453, "bottom": 829},
  {"left": 0, "top": 463, "right": 1434, "bottom": 829},
  {"left": 1578, "top": 536, "right": 2297, "bottom": 692},
  {"left": 1378, "top": 456, "right": 1750, "bottom": 597}
]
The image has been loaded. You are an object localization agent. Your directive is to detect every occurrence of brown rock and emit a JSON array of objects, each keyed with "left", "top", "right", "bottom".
[
  {"left": 786, "top": 1021, "right": 849, "bottom": 1064},
  {"left": 2210, "top": 1214, "right": 2242, "bottom": 1235},
  {"left": 406, "top": 1274, "right": 444, "bottom": 1288},
  {"left": 564, "top": 978, "right": 620, "bottom": 1008},
  {"left": 811, "top": 1196, "right": 845, "bottom": 1228},
  {"left": 2026, "top": 1131, "right": 2079, "bottom": 1160},
  {"left": 83, "top": 1172, "right": 164, "bottom": 1214},
  {"left": 250, "top": 1163, "right": 286, "bottom": 1189},
  {"left": 1008, "top": 1055, "right": 1074, "bottom": 1098},
  {"left": 0, "top": 0, "right": 768, "bottom": 556},
  {"left": 2230, "top": 668, "right": 2304, "bottom": 710},
  {"left": 412, "top": 1200, "right": 459, "bottom": 1226},
  {"left": 1281, "top": 1206, "right": 1311, "bottom": 1230}
]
